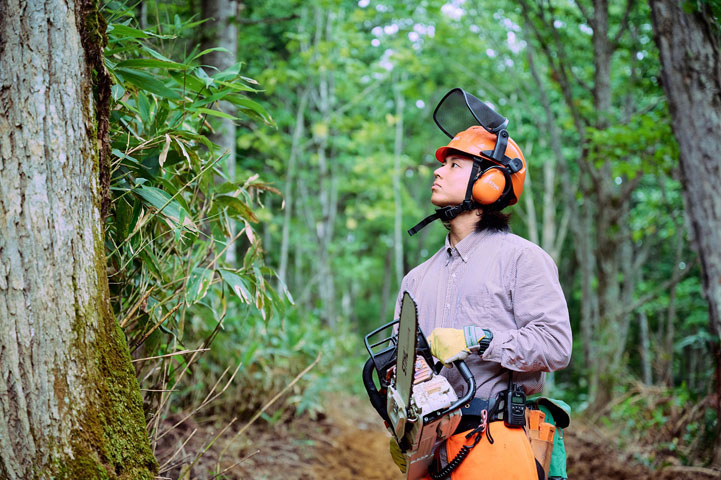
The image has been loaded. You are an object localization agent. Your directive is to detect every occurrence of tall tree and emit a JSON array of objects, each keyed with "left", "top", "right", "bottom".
[
  {"left": 650, "top": 0, "right": 721, "bottom": 464},
  {"left": 0, "top": 1, "right": 157, "bottom": 478},
  {"left": 201, "top": 0, "right": 239, "bottom": 263},
  {"left": 518, "top": 0, "right": 677, "bottom": 408}
]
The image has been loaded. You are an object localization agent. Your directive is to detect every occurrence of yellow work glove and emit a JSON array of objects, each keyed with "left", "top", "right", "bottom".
[
  {"left": 389, "top": 437, "right": 407, "bottom": 473},
  {"left": 428, "top": 326, "right": 487, "bottom": 365}
]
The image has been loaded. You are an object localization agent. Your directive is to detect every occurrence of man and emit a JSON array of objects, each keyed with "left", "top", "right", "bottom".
[{"left": 392, "top": 114, "right": 572, "bottom": 478}]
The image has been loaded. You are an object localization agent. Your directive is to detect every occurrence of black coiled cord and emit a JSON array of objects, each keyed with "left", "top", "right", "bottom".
[
  {"left": 429, "top": 445, "right": 472, "bottom": 480},
  {"left": 429, "top": 421, "right": 492, "bottom": 480}
]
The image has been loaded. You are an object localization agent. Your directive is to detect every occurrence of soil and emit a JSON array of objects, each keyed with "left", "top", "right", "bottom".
[{"left": 155, "top": 395, "right": 721, "bottom": 480}]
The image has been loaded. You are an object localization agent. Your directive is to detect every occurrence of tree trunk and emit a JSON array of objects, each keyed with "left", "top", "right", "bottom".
[
  {"left": 313, "top": 7, "right": 337, "bottom": 326},
  {"left": 278, "top": 89, "right": 309, "bottom": 286},
  {"left": 392, "top": 73, "right": 406, "bottom": 289},
  {"left": 0, "top": 1, "right": 157, "bottom": 478},
  {"left": 650, "top": 0, "right": 721, "bottom": 465},
  {"left": 201, "top": 0, "right": 238, "bottom": 263},
  {"left": 639, "top": 311, "right": 652, "bottom": 385},
  {"left": 522, "top": 0, "right": 645, "bottom": 411}
]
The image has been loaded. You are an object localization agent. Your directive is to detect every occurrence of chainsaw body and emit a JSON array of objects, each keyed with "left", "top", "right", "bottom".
[{"left": 363, "top": 292, "right": 476, "bottom": 479}]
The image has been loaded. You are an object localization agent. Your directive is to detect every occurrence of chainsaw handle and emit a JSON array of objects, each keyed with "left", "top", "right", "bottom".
[
  {"left": 363, "top": 358, "right": 391, "bottom": 426},
  {"left": 439, "top": 360, "right": 476, "bottom": 417}
]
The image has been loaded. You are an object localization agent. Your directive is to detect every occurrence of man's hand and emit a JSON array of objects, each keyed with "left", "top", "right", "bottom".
[
  {"left": 428, "top": 326, "right": 487, "bottom": 365},
  {"left": 389, "top": 437, "right": 407, "bottom": 473}
]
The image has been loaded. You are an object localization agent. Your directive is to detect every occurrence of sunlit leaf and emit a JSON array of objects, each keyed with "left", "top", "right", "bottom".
[
  {"left": 219, "top": 269, "right": 252, "bottom": 304},
  {"left": 185, "top": 268, "right": 214, "bottom": 305},
  {"left": 134, "top": 186, "right": 197, "bottom": 231}
]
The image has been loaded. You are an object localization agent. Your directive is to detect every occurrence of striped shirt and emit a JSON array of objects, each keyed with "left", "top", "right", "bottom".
[{"left": 394, "top": 228, "right": 572, "bottom": 400}]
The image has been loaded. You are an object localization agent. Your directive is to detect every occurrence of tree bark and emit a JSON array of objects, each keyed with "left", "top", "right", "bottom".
[
  {"left": 650, "top": 0, "right": 721, "bottom": 465},
  {"left": 201, "top": 0, "right": 238, "bottom": 263},
  {"left": 0, "top": 1, "right": 157, "bottom": 478}
]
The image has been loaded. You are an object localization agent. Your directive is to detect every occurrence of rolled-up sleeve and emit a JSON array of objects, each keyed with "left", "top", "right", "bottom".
[{"left": 482, "top": 246, "right": 572, "bottom": 372}]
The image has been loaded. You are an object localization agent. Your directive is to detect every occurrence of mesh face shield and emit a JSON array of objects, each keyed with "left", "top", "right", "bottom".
[{"left": 433, "top": 88, "right": 508, "bottom": 139}]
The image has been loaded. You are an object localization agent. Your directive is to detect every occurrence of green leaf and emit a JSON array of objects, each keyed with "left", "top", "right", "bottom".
[
  {"left": 212, "top": 78, "right": 257, "bottom": 93},
  {"left": 139, "top": 248, "right": 163, "bottom": 281},
  {"left": 137, "top": 92, "right": 151, "bottom": 123},
  {"left": 169, "top": 71, "right": 207, "bottom": 94},
  {"left": 214, "top": 194, "right": 259, "bottom": 222},
  {"left": 107, "top": 24, "right": 150, "bottom": 39},
  {"left": 115, "top": 67, "right": 181, "bottom": 100},
  {"left": 134, "top": 186, "right": 197, "bottom": 231},
  {"left": 226, "top": 95, "right": 273, "bottom": 124},
  {"left": 193, "top": 107, "right": 239, "bottom": 121},
  {"left": 189, "top": 89, "right": 235, "bottom": 108},
  {"left": 117, "top": 58, "right": 187, "bottom": 70},
  {"left": 186, "top": 268, "right": 214, "bottom": 305},
  {"left": 191, "top": 47, "right": 230, "bottom": 62},
  {"left": 111, "top": 84, "right": 126, "bottom": 102},
  {"left": 219, "top": 269, "right": 252, "bottom": 304}
]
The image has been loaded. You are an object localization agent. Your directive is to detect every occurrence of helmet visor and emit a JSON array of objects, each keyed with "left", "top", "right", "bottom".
[{"left": 433, "top": 88, "right": 509, "bottom": 138}]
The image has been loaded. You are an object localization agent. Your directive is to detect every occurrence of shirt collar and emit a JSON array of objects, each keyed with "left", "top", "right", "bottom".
[{"left": 445, "top": 229, "right": 493, "bottom": 263}]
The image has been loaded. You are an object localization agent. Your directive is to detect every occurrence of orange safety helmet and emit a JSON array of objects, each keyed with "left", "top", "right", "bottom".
[
  {"left": 435, "top": 126, "right": 526, "bottom": 207},
  {"left": 407, "top": 88, "right": 527, "bottom": 237}
]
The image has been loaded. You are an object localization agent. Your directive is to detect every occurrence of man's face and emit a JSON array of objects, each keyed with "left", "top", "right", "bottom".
[{"left": 431, "top": 153, "right": 475, "bottom": 207}]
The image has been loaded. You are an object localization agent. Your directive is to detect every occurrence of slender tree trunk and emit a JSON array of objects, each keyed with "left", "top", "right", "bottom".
[
  {"left": 313, "top": 7, "right": 337, "bottom": 326},
  {"left": 0, "top": 1, "right": 157, "bottom": 478},
  {"left": 379, "top": 249, "right": 394, "bottom": 323},
  {"left": 522, "top": 0, "right": 648, "bottom": 410},
  {"left": 639, "top": 311, "right": 652, "bottom": 385},
  {"left": 524, "top": 43, "right": 571, "bottom": 263},
  {"left": 393, "top": 74, "right": 406, "bottom": 289},
  {"left": 650, "top": 1, "right": 721, "bottom": 464},
  {"left": 201, "top": 0, "right": 238, "bottom": 263},
  {"left": 278, "top": 89, "right": 309, "bottom": 286}
]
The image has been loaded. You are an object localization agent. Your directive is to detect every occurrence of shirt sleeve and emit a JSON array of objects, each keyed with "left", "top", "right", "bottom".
[{"left": 482, "top": 246, "right": 572, "bottom": 372}]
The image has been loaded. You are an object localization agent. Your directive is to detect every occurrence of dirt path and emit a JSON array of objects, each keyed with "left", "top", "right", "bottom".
[{"left": 161, "top": 395, "right": 720, "bottom": 479}]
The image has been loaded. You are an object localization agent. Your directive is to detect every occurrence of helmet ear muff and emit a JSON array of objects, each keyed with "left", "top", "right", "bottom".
[{"left": 472, "top": 165, "right": 513, "bottom": 206}]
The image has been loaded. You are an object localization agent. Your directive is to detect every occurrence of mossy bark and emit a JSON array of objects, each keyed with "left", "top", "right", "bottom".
[{"left": 0, "top": 0, "right": 157, "bottom": 478}]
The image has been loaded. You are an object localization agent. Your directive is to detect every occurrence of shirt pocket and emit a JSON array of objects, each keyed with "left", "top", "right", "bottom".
[{"left": 458, "top": 287, "right": 492, "bottom": 323}]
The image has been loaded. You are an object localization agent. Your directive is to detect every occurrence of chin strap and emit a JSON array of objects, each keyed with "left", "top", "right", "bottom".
[
  {"left": 408, "top": 161, "right": 482, "bottom": 237},
  {"left": 407, "top": 201, "right": 477, "bottom": 236}
]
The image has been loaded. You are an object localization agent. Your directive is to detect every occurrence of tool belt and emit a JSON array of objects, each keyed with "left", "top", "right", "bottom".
[
  {"left": 430, "top": 395, "right": 570, "bottom": 480},
  {"left": 527, "top": 397, "right": 571, "bottom": 480}
]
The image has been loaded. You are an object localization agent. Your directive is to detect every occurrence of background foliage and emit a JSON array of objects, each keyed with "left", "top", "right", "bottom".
[{"left": 100, "top": 0, "right": 719, "bottom": 472}]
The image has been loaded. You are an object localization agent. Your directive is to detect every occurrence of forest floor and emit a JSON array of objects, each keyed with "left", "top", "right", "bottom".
[{"left": 158, "top": 395, "right": 721, "bottom": 480}]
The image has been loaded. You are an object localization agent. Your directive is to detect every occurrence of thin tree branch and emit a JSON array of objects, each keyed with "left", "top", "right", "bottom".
[
  {"left": 612, "top": 0, "right": 636, "bottom": 49},
  {"left": 624, "top": 258, "right": 697, "bottom": 315},
  {"left": 573, "top": 0, "right": 594, "bottom": 27},
  {"left": 520, "top": 0, "right": 589, "bottom": 144}
]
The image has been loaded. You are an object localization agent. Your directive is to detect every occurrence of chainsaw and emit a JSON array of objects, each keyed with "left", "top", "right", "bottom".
[{"left": 363, "top": 291, "right": 476, "bottom": 479}]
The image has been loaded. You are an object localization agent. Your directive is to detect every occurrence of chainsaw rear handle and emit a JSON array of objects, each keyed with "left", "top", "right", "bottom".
[{"left": 363, "top": 357, "right": 392, "bottom": 426}]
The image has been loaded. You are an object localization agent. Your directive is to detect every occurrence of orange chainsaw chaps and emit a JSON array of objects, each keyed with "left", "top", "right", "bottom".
[{"left": 420, "top": 422, "right": 539, "bottom": 480}]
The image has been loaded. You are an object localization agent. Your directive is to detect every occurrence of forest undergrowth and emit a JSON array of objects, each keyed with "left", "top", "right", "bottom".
[
  {"left": 98, "top": 1, "right": 721, "bottom": 478},
  {"left": 151, "top": 392, "right": 721, "bottom": 480}
]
